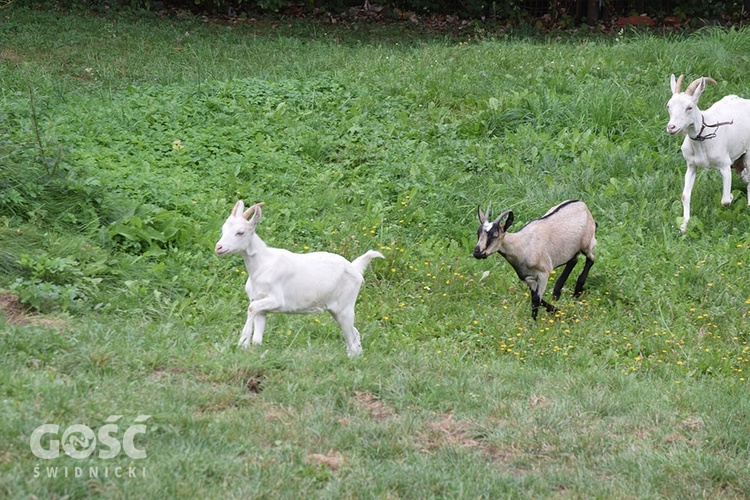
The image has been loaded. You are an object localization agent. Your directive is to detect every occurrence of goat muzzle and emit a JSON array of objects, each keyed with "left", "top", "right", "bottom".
[{"left": 473, "top": 248, "right": 488, "bottom": 259}]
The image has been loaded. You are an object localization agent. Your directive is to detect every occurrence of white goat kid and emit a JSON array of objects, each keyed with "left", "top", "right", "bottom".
[
  {"left": 215, "top": 201, "right": 383, "bottom": 357},
  {"left": 667, "top": 74, "right": 750, "bottom": 233}
]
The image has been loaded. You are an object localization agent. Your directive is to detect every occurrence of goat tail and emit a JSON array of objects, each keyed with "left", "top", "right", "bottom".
[{"left": 351, "top": 250, "right": 384, "bottom": 276}]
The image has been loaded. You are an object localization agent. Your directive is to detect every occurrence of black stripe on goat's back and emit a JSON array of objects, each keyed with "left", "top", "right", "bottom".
[
  {"left": 516, "top": 200, "right": 582, "bottom": 233},
  {"left": 538, "top": 199, "right": 581, "bottom": 221}
]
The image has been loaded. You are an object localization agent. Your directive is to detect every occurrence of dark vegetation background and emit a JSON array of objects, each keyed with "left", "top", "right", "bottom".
[{"left": 17, "top": 0, "right": 750, "bottom": 27}]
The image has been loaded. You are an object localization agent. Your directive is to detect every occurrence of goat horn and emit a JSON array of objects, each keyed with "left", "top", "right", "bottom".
[
  {"left": 242, "top": 201, "right": 265, "bottom": 219},
  {"left": 492, "top": 210, "right": 512, "bottom": 226},
  {"left": 674, "top": 74, "right": 684, "bottom": 93},
  {"left": 478, "top": 203, "right": 492, "bottom": 222},
  {"left": 685, "top": 77, "right": 717, "bottom": 96}
]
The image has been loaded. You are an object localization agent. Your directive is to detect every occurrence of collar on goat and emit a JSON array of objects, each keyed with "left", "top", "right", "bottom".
[{"left": 690, "top": 115, "right": 734, "bottom": 142}]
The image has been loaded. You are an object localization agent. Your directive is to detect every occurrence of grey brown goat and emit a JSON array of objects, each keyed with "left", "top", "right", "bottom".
[{"left": 473, "top": 200, "right": 597, "bottom": 320}]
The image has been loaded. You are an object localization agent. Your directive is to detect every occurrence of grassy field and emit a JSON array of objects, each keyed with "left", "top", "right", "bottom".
[{"left": 2, "top": 5, "right": 750, "bottom": 498}]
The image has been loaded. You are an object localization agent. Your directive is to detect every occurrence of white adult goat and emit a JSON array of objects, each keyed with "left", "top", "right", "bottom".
[
  {"left": 215, "top": 200, "right": 383, "bottom": 357},
  {"left": 667, "top": 74, "right": 750, "bottom": 233}
]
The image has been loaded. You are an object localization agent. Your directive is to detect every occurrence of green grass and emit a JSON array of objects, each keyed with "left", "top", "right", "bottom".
[{"left": 2, "top": 6, "right": 750, "bottom": 498}]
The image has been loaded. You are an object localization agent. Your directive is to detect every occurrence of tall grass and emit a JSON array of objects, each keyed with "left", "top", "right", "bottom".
[{"left": 1, "top": 6, "right": 750, "bottom": 498}]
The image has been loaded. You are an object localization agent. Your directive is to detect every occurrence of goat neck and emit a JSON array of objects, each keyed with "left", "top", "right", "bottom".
[
  {"left": 494, "top": 231, "right": 526, "bottom": 269},
  {"left": 239, "top": 233, "right": 271, "bottom": 278}
]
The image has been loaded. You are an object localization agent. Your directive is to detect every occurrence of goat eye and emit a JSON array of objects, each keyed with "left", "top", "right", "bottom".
[{"left": 235, "top": 231, "right": 245, "bottom": 236}]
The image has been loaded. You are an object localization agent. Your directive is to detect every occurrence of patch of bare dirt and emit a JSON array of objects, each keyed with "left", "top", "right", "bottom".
[
  {"left": 0, "top": 293, "right": 25, "bottom": 324},
  {"left": 350, "top": 392, "right": 527, "bottom": 469},
  {"left": 679, "top": 417, "right": 704, "bottom": 431},
  {"left": 151, "top": 365, "right": 190, "bottom": 376},
  {"left": 354, "top": 391, "right": 397, "bottom": 421},
  {"left": 417, "top": 412, "right": 528, "bottom": 474},
  {"left": 528, "top": 393, "right": 549, "bottom": 408},
  {"left": 229, "top": 369, "right": 265, "bottom": 394},
  {"left": 0, "top": 50, "right": 22, "bottom": 63},
  {"left": 264, "top": 404, "right": 295, "bottom": 423},
  {"left": 306, "top": 452, "right": 343, "bottom": 470},
  {"left": 0, "top": 293, "right": 68, "bottom": 329},
  {"left": 417, "top": 411, "right": 481, "bottom": 451}
]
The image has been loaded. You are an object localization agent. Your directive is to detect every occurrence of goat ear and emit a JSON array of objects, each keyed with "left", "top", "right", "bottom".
[
  {"left": 692, "top": 77, "right": 707, "bottom": 101},
  {"left": 503, "top": 211, "right": 514, "bottom": 231},
  {"left": 685, "top": 76, "right": 713, "bottom": 99},
  {"left": 492, "top": 210, "right": 513, "bottom": 232},
  {"left": 232, "top": 200, "right": 244, "bottom": 217},
  {"left": 243, "top": 202, "right": 265, "bottom": 224},
  {"left": 249, "top": 205, "right": 261, "bottom": 226},
  {"left": 691, "top": 77, "right": 716, "bottom": 101}
]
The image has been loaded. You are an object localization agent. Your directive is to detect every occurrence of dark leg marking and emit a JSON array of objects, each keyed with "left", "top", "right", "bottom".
[
  {"left": 574, "top": 257, "right": 595, "bottom": 297},
  {"left": 531, "top": 290, "right": 556, "bottom": 320},
  {"left": 531, "top": 293, "right": 540, "bottom": 320},
  {"left": 553, "top": 255, "right": 578, "bottom": 299},
  {"left": 541, "top": 299, "right": 557, "bottom": 313}
]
